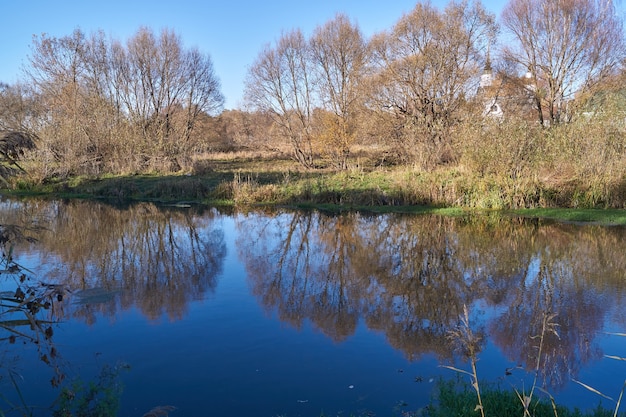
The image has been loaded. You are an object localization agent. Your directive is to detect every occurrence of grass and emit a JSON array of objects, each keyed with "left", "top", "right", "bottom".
[
  {"left": 425, "top": 379, "right": 619, "bottom": 417},
  {"left": 430, "top": 301, "right": 626, "bottom": 417},
  {"left": 3, "top": 152, "right": 626, "bottom": 225},
  {"left": 508, "top": 208, "right": 626, "bottom": 226}
]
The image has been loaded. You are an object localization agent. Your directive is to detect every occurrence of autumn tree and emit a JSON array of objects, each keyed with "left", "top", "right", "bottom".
[
  {"left": 0, "top": 83, "right": 39, "bottom": 182},
  {"left": 245, "top": 30, "right": 315, "bottom": 168},
  {"left": 26, "top": 29, "right": 93, "bottom": 176},
  {"left": 310, "top": 14, "right": 367, "bottom": 169},
  {"left": 368, "top": 0, "right": 497, "bottom": 167},
  {"left": 0, "top": 83, "right": 37, "bottom": 134},
  {"left": 220, "top": 109, "right": 274, "bottom": 150},
  {"left": 24, "top": 27, "right": 223, "bottom": 176},
  {"left": 116, "top": 27, "right": 224, "bottom": 170},
  {"left": 501, "top": 0, "right": 625, "bottom": 125}
]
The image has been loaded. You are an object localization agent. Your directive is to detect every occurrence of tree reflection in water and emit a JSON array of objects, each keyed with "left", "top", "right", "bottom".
[
  {"left": 0, "top": 198, "right": 227, "bottom": 322},
  {"left": 2, "top": 198, "right": 626, "bottom": 399},
  {"left": 0, "top": 198, "right": 226, "bottom": 415},
  {"left": 236, "top": 210, "right": 626, "bottom": 389}
]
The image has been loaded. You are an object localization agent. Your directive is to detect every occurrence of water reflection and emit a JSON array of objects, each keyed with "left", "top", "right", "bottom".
[
  {"left": 236, "top": 211, "right": 626, "bottom": 388},
  {"left": 1, "top": 199, "right": 625, "bottom": 395},
  {"left": 0, "top": 198, "right": 227, "bottom": 322}
]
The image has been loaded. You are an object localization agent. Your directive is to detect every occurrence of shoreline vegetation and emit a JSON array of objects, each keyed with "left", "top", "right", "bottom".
[
  {"left": 1, "top": 1, "right": 625, "bottom": 413},
  {"left": 2, "top": 149, "right": 625, "bottom": 226},
  {"left": 1, "top": 0, "right": 626, "bottom": 228}
]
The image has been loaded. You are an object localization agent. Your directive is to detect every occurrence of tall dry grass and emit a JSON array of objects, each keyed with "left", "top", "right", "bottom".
[
  {"left": 453, "top": 113, "right": 626, "bottom": 209},
  {"left": 443, "top": 301, "right": 563, "bottom": 417},
  {"left": 9, "top": 103, "right": 626, "bottom": 211}
]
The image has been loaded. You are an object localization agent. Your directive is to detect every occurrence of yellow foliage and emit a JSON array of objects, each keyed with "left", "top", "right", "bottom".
[{"left": 312, "top": 111, "right": 356, "bottom": 169}]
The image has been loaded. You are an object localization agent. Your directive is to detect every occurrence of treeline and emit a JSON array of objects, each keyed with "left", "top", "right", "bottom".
[
  {"left": 1, "top": 0, "right": 626, "bottom": 208},
  {"left": 243, "top": 0, "right": 626, "bottom": 170},
  {"left": 244, "top": 1, "right": 497, "bottom": 169},
  {"left": 0, "top": 27, "right": 224, "bottom": 176}
]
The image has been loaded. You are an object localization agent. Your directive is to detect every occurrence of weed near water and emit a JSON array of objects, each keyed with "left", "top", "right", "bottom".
[
  {"left": 5, "top": 152, "right": 626, "bottom": 226},
  {"left": 425, "top": 379, "right": 616, "bottom": 417},
  {"left": 433, "top": 301, "right": 626, "bottom": 417},
  {"left": 52, "top": 363, "right": 130, "bottom": 417}
]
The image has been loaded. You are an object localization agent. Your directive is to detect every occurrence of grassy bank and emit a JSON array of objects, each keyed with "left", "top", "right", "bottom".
[
  {"left": 3, "top": 151, "right": 626, "bottom": 224},
  {"left": 422, "top": 380, "right": 619, "bottom": 417}
]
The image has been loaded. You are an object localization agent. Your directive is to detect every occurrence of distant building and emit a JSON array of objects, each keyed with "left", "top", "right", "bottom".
[
  {"left": 476, "top": 58, "right": 540, "bottom": 123},
  {"left": 476, "top": 57, "right": 503, "bottom": 119}
]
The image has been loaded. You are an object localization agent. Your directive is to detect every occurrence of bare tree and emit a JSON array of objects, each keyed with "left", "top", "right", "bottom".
[
  {"left": 25, "top": 27, "right": 223, "bottom": 175},
  {"left": 125, "top": 27, "right": 181, "bottom": 136},
  {"left": 0, "top": 83, "right": 41, "bottom": 134},
  {"left": 26, "top": 29, "right": 93, "bottom": 176},
  {"left": 245, "top": 29, "right": 315, "bottom": 168},
  {"left": 501, "top": 0, "right": 625, "bottom": 125},
  {"left": 220, "top": 109, "right": 274, "bottom": 150},
  {"left": 181, "top": 48, "right": 224, "bottom": 142},
  {"left": 123, "top": 27, "right": 224, "bottom": 168},
  {"left": 368, "top": 0, "right": 497, "bottom": 167},
  {"left": 310, "top": 14, "right": 367, "bottom": 169}
]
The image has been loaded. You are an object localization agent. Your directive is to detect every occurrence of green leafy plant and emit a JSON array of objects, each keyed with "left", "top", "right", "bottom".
[{"left": 52, "top": 363, "right": 130, "bottom": 417}]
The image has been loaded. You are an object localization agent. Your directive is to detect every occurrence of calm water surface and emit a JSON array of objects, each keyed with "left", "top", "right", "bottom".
[{"left": 1, "top": 198, "right": 626, "bottom": 416}]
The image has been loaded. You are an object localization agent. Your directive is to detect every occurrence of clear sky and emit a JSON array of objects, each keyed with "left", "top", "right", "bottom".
[{"left": 0, "top": 0, "right": 506, "bottom": 110}]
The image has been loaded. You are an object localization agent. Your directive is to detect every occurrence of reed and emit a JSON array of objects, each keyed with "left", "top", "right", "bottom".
[
  {"left": 572, "top": 331, "right": 626, "bottom": 417},
  {"left": 443, "top": 305, "right": 486, "bottom": 417},
  {"left": 427, "top": 379, "right": 614, "bottom": 417},
  {"left": 436, "top": 300, "right": 619, "bottom": 417},
  {"left": 434, "top": 306, "right": 626, "bottom": 417}
]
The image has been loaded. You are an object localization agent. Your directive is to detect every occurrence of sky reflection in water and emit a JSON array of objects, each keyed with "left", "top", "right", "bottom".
[{"left": 1, "top": 199, "right": 625, "bottom": 416}]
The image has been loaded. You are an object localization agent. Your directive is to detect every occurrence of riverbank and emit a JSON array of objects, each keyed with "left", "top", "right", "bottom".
[{"left": 4, "top": 153, "right": 626, "bottom": 225}]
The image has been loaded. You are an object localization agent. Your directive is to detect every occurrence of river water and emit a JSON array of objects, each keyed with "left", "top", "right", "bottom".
[{"left": 0, "top": 198, "right": 625, "bottom": 416}]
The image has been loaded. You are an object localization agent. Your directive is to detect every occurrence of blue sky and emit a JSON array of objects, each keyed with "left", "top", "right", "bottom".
[{"left": 0, "top": 0, "right": 506, "bottom": 109}]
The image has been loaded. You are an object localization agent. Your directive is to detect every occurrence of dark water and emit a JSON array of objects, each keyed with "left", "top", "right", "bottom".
[{"left": 1, "top": 198, "right": 626, "bottom": 416}]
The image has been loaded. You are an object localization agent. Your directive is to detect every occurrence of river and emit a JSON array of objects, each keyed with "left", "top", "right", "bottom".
[{"left": 0, "top": 198, "right": 625, "bottom": 416}]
